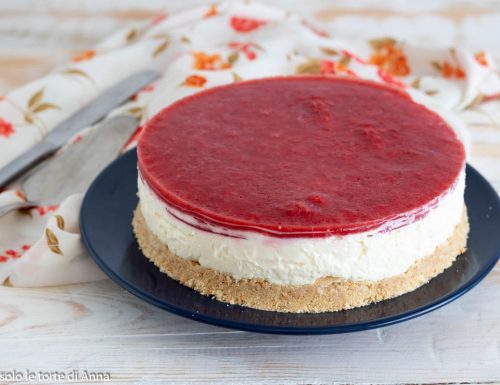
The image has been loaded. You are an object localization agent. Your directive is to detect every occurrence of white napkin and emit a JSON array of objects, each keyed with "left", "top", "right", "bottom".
[{"left": 0, "top": 1, "right": 499, "bottom": 287}]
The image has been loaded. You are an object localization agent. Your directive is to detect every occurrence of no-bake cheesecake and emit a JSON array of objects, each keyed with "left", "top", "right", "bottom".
[{"left": 133, "top": 76, "right": 468, "bottom": 313}]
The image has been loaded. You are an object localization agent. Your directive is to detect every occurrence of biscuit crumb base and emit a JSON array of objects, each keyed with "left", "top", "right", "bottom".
[{"left": 133, "top": 206, "right": 469, "bottom": 313}]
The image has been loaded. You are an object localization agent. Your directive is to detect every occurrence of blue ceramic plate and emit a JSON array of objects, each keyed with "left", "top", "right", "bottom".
[{"left": 80, "top": 149, "right": 500, "bottom": 334}]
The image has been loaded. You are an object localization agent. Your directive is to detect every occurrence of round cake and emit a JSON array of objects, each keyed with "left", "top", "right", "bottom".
[{"left": 134, "top": 76, "right": 468, "bottom": 313}]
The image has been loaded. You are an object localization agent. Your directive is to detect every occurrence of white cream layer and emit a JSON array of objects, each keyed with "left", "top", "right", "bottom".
[{"left": 137, "top": 170, "right": 465, "bottom": 285}]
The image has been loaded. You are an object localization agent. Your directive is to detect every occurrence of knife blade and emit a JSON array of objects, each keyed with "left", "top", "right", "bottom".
[
  {"left": 0, "top": 70, "right": 159, "bottom": 187},
  {"left": 21, "top": 115, "right": 139, "bottom": 205}
]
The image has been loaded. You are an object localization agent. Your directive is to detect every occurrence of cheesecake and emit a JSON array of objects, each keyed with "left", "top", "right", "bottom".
[{"left": 133, "top": 76, "right": 468, "bottom": 313}]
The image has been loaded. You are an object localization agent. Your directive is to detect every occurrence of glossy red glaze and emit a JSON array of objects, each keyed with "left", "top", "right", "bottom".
[{"left": 138, "top": 76, "right": 465, "bottom": 237}]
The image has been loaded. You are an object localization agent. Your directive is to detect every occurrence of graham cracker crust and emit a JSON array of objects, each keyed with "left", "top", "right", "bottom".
[{"left": 132, "top": 205, "right": 469, "bottom": 313}]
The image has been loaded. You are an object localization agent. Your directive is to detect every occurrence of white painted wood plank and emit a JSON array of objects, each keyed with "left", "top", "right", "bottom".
[{"left": 0, "top": 267, "right": 499, "bottom": 384}]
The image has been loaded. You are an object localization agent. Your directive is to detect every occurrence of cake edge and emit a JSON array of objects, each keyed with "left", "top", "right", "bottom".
[{"left": 132, "top": 204, "right": 469, "bottom": 313}]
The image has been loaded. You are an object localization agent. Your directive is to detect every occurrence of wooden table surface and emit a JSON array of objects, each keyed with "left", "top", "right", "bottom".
[{"left": 0, "top": 1, "right": 499, "bottom": 384}]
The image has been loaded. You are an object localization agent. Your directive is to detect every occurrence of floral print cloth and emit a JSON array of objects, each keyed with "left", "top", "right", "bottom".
[{"left": 0, "top": 1, "right": 499, "bottom": 286}]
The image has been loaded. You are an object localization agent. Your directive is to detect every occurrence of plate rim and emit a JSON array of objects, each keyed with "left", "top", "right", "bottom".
[{"left": 80, "top": 149, "right": 500, "bottom": 335}]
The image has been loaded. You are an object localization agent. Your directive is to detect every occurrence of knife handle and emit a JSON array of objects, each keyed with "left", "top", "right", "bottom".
[{"left": 0, "top": 140, "right": 58, "bottom": 188}]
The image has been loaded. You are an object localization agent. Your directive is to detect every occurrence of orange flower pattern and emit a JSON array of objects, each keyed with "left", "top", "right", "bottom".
[
  {"left": 431, "top": 61, "right": 465, "bottom": 79},
  {"left": 475, "top": 51, "right": 488, "bottom": 67},
  {"left": 204, "top": 5, "right": 217, "bottom": 18},
  {"left": 193, "top": 52, "right": 231, "bottom": 70},
  {"left": 184, "top": 75, "right": 207, "bottom": 87},
  {"left": 71, "top": 49, "right": 96, "bottom": 62},
  {"left": 368, "top": 38, "right": 410, "bottom": 77}
]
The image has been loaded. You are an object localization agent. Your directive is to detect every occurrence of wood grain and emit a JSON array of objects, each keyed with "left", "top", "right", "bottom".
[
  {"left": 0, "top": 1, "right": 499, "bottom": 384},
  {"left": 0, "top": 272, "right": 499, "bottom": 384},
  {"left": 2, "top": 0, "right": 500, "bottom": 93}
]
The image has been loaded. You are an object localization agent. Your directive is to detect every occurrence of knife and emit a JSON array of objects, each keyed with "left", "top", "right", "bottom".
[
  {"left": 0, "top": 115, "right": 139, "bottom": 216},
  {"left": 0, "top": 70, "right": 159, "bottom": 187}
]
